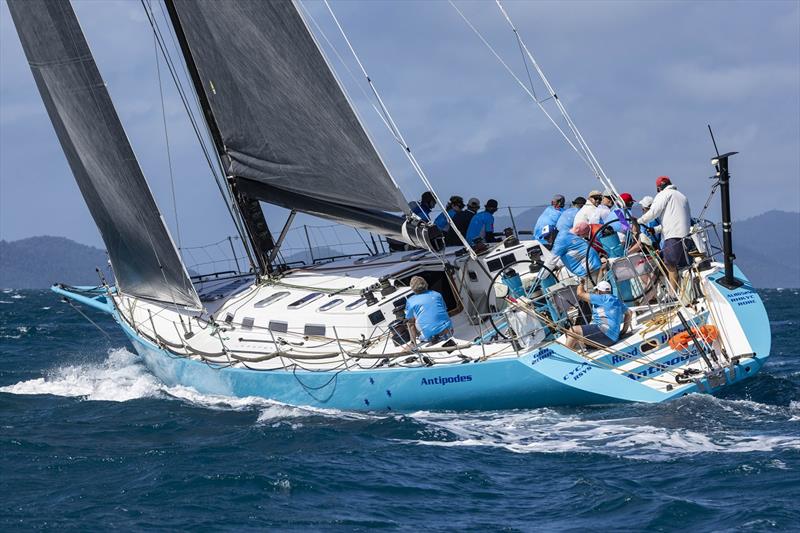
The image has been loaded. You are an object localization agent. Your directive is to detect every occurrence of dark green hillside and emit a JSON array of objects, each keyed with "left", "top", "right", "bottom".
[{"left": 0, "top": 236, "right": 108, "bottom": 288}]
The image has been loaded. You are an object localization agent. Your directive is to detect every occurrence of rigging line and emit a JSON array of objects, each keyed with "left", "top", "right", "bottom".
[
  {"left": 447, "top": 0, "right": 596, "bottom": 177},
  {"left": 140, "top": 0, "right": 252, "bottom": 258},
  {"left": 494, "top": 0, "right": 621, "bottom": 199},
  {"left": 296, "top": 1, "right": 398, "bottom": 143},
  {"left": 152, "top": 30, "right": 181, "bottom": 250},
  {"left": 321, "top": 0, "right": 476, "bottom": 258},
  {"left": 511, "top": 21, "right": 537, "bottom": 102},
  {"left": 63, "top": 297, "right": 113, "bottom": 341}
]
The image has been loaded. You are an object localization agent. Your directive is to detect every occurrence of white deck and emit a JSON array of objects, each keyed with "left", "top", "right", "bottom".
[{"left": 111, "top": 240, "right": 747, "bottom": 394}]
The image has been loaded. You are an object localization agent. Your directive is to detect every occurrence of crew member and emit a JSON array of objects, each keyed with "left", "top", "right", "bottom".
[
  {"left": 591, "top": 189, "right": 615, "bottom": 223},
  {"left": 619, "top": 193, "right": 635, "bottom": 209},
  {"left": 434, "top": 195, "right": 464, "bottom": 232},
  {"left": 534, "top": 194, "right": 565, "bottom": 243},
  {"left": 637, "top": 176, "right": 692, "bottom": 290},
  {"left": 565, "top": 280, "right": 632, "bottom": 350},
  {"left": 601, "top": 192, "right": 635, "bottom": 237},
  {"left": 556, "top": 196, "right": 586, "bottom": 234},
  {"left": 405, "top": 276, "right": 453, "bottom": 345},
  {"left": 573, "top": 190, "right": 602, "bottom": 228},
  {"left": 543, "top": 221, "right": 604, "bottom": 279},
  {"left": 410, "top": 191, "right": 436, "bottom": 222},
  {"left": 466, "top": 199, "right": 499, "bottom": 245},
  {"left": 628, "top": 195, "right": 661, "bottom": 253},
  {"left": 448, "top": 197, "right": 478, "bottom": 246}
]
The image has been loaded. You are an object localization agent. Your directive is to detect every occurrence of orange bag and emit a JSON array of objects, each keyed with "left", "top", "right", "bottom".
[{"left": 668, "top": 325, "right": 718, "bottom": 351}]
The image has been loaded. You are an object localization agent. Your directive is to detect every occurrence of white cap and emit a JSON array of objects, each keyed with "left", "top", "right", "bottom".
[
  {"left": 639, "top": 195, "right": 654, "bottom": 208},
  {"left": 595, "top": 280, "right": 612, "bottom": 293}
]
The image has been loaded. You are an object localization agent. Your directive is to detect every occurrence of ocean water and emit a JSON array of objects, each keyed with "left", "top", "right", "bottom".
[{"left": 1, "top": 289, "right": 798, "bottom": 531}]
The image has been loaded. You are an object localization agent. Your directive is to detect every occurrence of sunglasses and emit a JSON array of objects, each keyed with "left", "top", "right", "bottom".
[{"left": 590, "top": 195, "right": 602, "bottom": 201}]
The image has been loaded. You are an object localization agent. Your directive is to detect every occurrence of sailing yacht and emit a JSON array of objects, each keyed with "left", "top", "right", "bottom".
[{"left": 8, "top": 0, "right": 771, "bottom": 411}]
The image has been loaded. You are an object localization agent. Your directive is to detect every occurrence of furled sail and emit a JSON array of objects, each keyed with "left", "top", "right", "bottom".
[
  {"left": 8, "top": 0, "right": 202, "bottom": 309},
  {"left": 165, "top": 0, "right": 411, "bottom": 221}
]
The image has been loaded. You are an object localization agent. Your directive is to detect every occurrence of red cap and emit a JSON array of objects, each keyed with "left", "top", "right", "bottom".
[
  {"left": 620, "top": 192, "right": 634, "bottom": 204},
  {"left": 656, "top": 176, "right": 671, "bottom": 188}
]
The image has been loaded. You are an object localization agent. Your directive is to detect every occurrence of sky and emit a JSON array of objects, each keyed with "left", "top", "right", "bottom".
[{"left": 1, "top": 0, "right": 798, "bottom": 255}]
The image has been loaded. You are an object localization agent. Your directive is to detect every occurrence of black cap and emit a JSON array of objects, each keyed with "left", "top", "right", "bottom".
[
  {"left": 572, "top": 196, "right": 586, "bottom": 207},
  {"left": 486, "top": 199, "right": 498, "bottom": 209},
  {"left": 421, "top": 191, "right": 435, "bottom": 204}
]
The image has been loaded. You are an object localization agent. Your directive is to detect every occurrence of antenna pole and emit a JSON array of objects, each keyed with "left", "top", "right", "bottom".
[{"left": 712, "top": 150, "right": 742, "bottom": 289}]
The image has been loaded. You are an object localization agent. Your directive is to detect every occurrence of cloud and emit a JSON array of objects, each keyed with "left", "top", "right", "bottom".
[
  {"left": 1, "top": 0, "right": 798, "bottom": 250},
  {"left": 661, "top": 62, "right": 799, "bottom": 102}
]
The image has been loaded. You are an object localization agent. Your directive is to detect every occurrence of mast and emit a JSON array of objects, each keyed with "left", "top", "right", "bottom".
[{"left": 164, "top": 0, "right": 274, "bottom": 274}]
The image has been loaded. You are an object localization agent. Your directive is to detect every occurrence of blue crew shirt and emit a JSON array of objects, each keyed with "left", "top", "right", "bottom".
[
  {"left": 589, "top": 293, "right": 628, "bottom": 342},
  {"left": 642, "top": 217, "right": 662, "bottom": 246},
  {"left": 556, "top": 207, "right": 579, "bottom": 233},
  {"left": 466, "top": 210, "right": 495, "bottom": 244},
  {"left": 549, "top": 231, "right": 602, "bottom": 277},
  {"left": 533, "top": 205, "right": 563, "bottom": 241},
  {"left": 405, "top": 290, "right": 452, "bottom": 341},
  {"left": 434, "top": 209, "right": 457, "bottom": 231},
  {"left": 409, "top": 201, "right": 432, "bottom": 222}
]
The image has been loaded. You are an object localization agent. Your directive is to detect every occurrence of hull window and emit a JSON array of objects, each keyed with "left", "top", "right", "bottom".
[
  {"left": 255, "top": 291, "right": 290, "bottom": 308},
  {"left": 346, "top": 297, "right": 366, "bottom": 310},
  {"left": 288, "top": 292, "right": 322, "bottom": 309},
  {"left": 318, "top": 298, "right": 344, "bottom": 311}
]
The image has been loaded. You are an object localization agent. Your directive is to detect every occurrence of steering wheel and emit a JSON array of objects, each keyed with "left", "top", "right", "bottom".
[
  {"left": 584, "top": 217, "right": 656, "bottom": 304},
  {"left": 484, "top": 258, "right": 558, "bottom": 340}
]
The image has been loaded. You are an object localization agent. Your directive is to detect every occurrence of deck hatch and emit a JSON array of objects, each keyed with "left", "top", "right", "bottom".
[
  {"left": 304, "top": 324, "right": 326, "bottom": 337},
  {"left": 368, "top": 310, "right": 385, "bottom": 325},
  {"left": 268, "top": 320, "right": 288, "bottom": 333}
]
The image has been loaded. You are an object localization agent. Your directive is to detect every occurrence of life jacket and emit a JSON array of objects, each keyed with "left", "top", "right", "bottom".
[{"left": 589, "top": 224, "right": 608, "bottom": 257}]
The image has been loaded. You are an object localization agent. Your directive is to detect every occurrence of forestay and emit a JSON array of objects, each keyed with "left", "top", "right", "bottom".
[
  {"left": 8, "top": 0, "right": 201, "bottom": 309},
  {"left": 167, "top": 0, "right": 408, "bottom": 216}
]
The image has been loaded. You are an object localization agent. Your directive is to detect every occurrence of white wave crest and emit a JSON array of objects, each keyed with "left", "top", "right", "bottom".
[
  {"left": 0, "top": 348, "right": 161, "bottom": 401},
  {"left": 406, "top": 408, "right": 800, "bottom": 460},
  {"left": 0, "top": 349, "right": 375, "bottom": 423}
]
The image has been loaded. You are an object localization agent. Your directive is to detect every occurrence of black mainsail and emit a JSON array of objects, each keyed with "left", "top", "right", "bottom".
[
  {"left": 165, "top": 0, "right": 439, "bottom": 248},
  {"left": 8, "top": 0, "right": 201, "bottom": 309}
]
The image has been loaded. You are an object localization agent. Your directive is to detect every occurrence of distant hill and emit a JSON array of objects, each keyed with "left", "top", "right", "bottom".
[
  {"left": 0, "top": 210, "right": 798, "bottom": 288},
  {"left": 733, "top": 210, "right": 800, "bottom": 288},
  {"left": 0, "top": 236, "right": 109, "bottom": 288}
]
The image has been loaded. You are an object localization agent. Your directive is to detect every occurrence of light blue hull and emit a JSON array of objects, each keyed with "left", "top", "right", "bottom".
[{"left": 54, "top": 267, "right": 771, "bottom": 412}]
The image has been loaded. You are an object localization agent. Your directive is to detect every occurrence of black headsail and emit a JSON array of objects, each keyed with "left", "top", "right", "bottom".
[
  {"left": 165, "top": 0, "right": 438, "bottom": 249},
  {"left": 8, "top": 0, "right": 202, "bottom": 309}
]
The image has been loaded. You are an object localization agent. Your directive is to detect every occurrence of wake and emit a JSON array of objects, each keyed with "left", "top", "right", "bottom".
[{"left": 3, "top": 348, "right": 798, "bottom": 460}]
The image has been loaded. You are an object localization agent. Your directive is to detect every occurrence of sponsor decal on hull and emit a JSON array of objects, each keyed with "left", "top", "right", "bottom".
[{"left": 420, "top": 375, "right": 473, "bottom": 386}]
